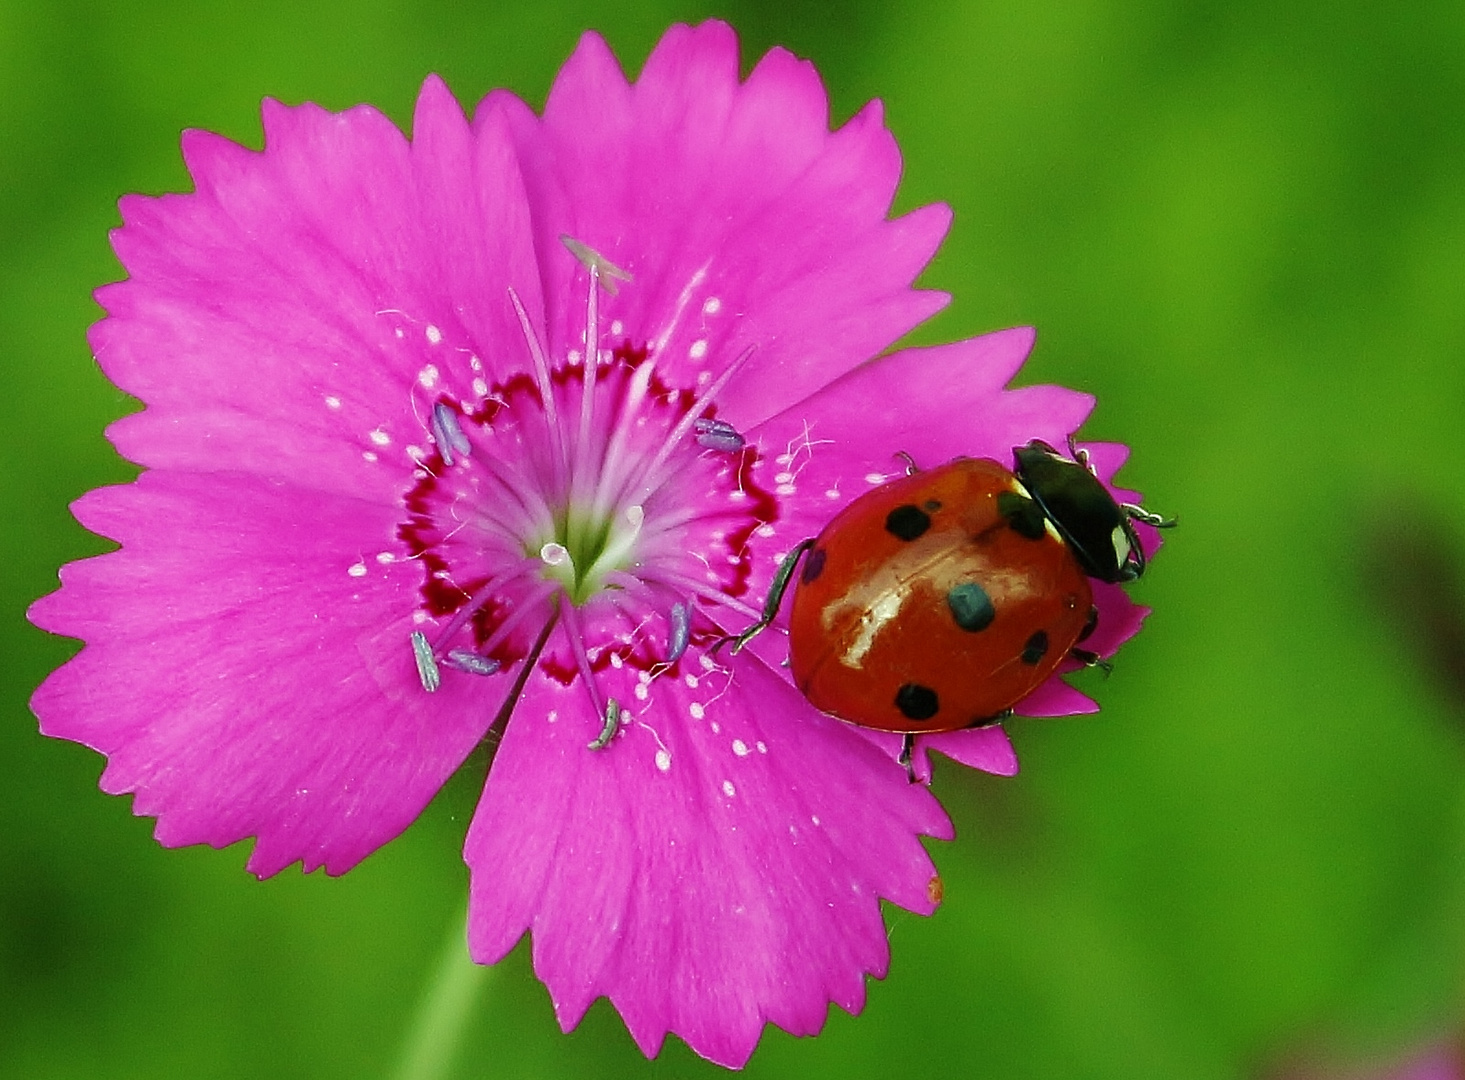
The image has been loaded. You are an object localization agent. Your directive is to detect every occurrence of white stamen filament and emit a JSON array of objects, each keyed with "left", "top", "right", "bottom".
[
  {"left": 509, "top": 286, "right": 568, "bottom": 491},
  {"left": 615, "top": 567, "right": 763, "bottom": 622},
  {"left": 587, "top": 353, "right": 659, "bottom": 520},
  {"left": 629, "top": 345, "right": 756, "bottom": 506},
  {"left": 430, "top": 556, "right": 543, "bottom": 657},
  {"left": 560, "top": 594, "right": 607, "bottom": 722},
  {"left": 472, "top": 581, "right": 559, "bottom": 660},
  {"left": 573, "top": 263, "right": 602, "bottom": 503}
]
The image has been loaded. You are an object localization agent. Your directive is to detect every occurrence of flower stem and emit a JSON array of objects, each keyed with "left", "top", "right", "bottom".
[{"left": 391, "top": 908, "right": 488, "bottom": 1080}]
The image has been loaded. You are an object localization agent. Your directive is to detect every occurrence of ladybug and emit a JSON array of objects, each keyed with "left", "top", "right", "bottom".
[{"left": 728, "top": 440, "right": 1170, "bottom": 735}]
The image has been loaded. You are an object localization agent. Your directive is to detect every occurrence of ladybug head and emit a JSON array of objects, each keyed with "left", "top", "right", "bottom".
[{"left": 1012, "top": 440, "right": 1148, "bottom": 583}]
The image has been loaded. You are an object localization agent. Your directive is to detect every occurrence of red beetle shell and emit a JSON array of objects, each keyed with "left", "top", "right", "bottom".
[{"left": 787, "top": 458, "right": 1093, "bottom": 733}]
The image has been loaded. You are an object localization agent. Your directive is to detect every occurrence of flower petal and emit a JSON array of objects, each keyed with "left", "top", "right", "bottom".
[
  {"left": 465, "top": 642, "right": 951, "bottom": 1067},
  {"left": 95, "top": 79, "right": 542, "bottom": 494},
  {"left": 494, "top": 21, "right": 951, "bottom": 426},
  {"left": 740, "top": 327, "right": 1094, "bottom": 606},
  {"left": 28, "top": 472, "right": 494, "bottom": 876}
]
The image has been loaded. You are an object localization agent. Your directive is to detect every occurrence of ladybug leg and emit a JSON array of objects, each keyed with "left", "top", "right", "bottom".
[
  {"left": 897, "top": 733, "right": 918, "bottom": 784},
  {"left": 893, "top": 450, "right": 921, "bottom": 475},
  {"left": 969, "top": 708, "right": 1014, "bottom": 729},
  {"left": 1066, "top": 433, "right": 1093, "bottom": 471},
  {"left": 1068, "top": 605, "right": 1112, "bottom": 673},
  {"left": 1121, "top": 502, "right": 1178, "bottom": 529},
  {"left": 1068, "top": 648, "right": 1113, "bottom": 675},
  {"left": 710, "top": 538, "right": 815, "bottom": 657}
]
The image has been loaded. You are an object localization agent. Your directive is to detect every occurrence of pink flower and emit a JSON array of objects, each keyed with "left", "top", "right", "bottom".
[
  {"left": 1276, "top": 1042, "right": 1465, "bottom": 1080},
  {"left": 28, "top": 21, "right": 1150, "bottom": 1068}
]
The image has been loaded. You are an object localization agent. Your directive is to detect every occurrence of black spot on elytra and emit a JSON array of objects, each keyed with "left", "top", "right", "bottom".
[
  {"left": 1021, "top": 630, "right": 1050, "bottom": 665},
  {"left": 947, "top": 582, "right": 995, "bottom": 632},
  {"left": 885, "top": 505, "right": 931, "bottom": 541},
  {"left": 895, "top": 683, "right": 940, "bottom": 721},
  {"left": 801, "top": 546, "right": 827, "bottom": 585},
  {"left": 998, "top": 491, "right": 1047, "bottom": 540}
]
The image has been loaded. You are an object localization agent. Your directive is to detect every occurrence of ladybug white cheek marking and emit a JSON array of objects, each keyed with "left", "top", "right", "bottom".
[{"left": 1111, "top": 525, "right": 1132, "bottom": 567}]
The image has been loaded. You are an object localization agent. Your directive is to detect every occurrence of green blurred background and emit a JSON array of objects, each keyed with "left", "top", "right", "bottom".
[{"left": 6, "top": 0, "right": 1465, "bottom": 1077}]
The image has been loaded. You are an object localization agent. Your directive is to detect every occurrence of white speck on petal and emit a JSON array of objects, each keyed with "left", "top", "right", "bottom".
[
  {"left": 711, "top": 721, "right": 721, "bottom": 734},
  {"left": 376, "top": 552, "right": 395, "bottom": 564},
  {"left": 703, "top": 297, "right": 721, "bottom": 315},
  {"left": 418, "top": 364, "right": 440, "bottom": 388},
  {"left": 732, "top": 739, "right": 749, "bottom": 757},
  {"left": 655, "top": 749, "right": 672, "bottom": 772},
  {"left": 411, "top": 610, "right": 430, "bottom": 625},
  {"left": 324, "top": 395, "right": 341, "bottom": 410},
  {"left": 689, "top": 703, "right": 705, "bottom": 720},
  {"left": 611, "top": 319, "right": 624, "bottom": 336},
  {"left": 689, "top": 339, "right": 708, "bottom": 360},
  {"left": 684, "top": 674, "right": 699, "bottom": 688},
  {"left": 700, "top": 655, "right": 718, "bottom": 671},
  {"left": 812, "top": 815, "right": 821, "bottom": 826},
  {"left": 472, "top": 378, "right": 489, "bottom": 398},
  {"left": 362, "top": 451, "right": 378, "bottom": 462},
  {"left": 369, "top": 428, "right": 391, "bottom": 446},
  {"left": 757, "top": 741, "right": 767, "bottom": 754},
  {"left": 776, "top": 483, "right": 796, "bottom": 495},
  {"left": 756, "top": 524, "right": 775, "bottom": 538},
  {"left": 722, "top": 780, "right": 736, "bottom": 798},
  {"left": 865, "top": 472, "right": 886, "bottom": 485},
  {"left": 469, "top": 354, "right": 482, "bottom": 371},
  {"left": 774, "top": 471, "right": 794, "bottom": 484},
  {"left": 609, "top": 653, "right": 624, "bottom": 669},
  {"left": 825, "top": 489, "right": 841, "bottom": 499},
  {"left": 547, "top": 710, "right": 558, "bottom": 724},
  {"left": 634, "top": 683, "right": 649, "bottom": 701},
  {"left": 425, "top": 324, "right": 442, "bottom": 344},
  {"left": 347, "top": 560, "right": 367, "bottom": 578}
]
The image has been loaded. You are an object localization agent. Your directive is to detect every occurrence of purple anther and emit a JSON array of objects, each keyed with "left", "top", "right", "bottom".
[
  {"left": 410, "top": 631, "right": 441, "bottom": 692},
  {"left": 431, "top": 402, "right": 472, "bottom": 466},
  {"left": 694, "top": 417, "right": 745, "bottom": 453},
  {"left": 668, "top": 601, "right": 691, "bottom": 665},
  {"left": 444, "top": 650, "right": 501, "bottom": 676}
]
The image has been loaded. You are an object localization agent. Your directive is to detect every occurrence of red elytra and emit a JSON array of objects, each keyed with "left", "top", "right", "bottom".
[{"left": 787, "top": 457, "right": 1095, "bottom": 734}]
